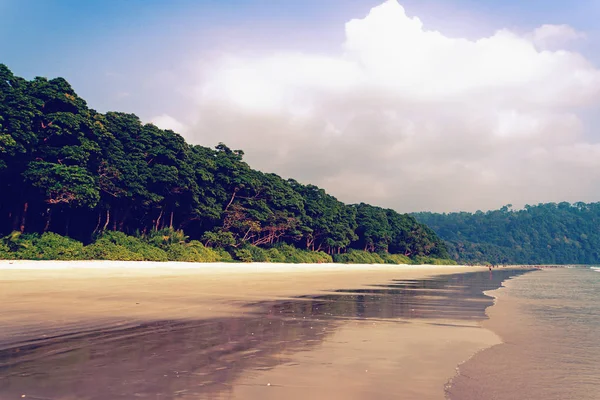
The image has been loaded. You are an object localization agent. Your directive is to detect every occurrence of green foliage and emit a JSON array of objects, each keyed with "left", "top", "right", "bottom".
[
  {"left": 379, "top": 253, "right": 412, "bottom": 265},
  {"left": 234, "top": 248, "right": 253, "bottom": 263},
  {"left": 230, "top": 244, "right": 332, "bottom": 264},
  {"left": 333, "top": 250, "right": 452, "bottom": 265},
  {"left": 0, "top": 241, "right": 10, "bottom": 259},
  {"left": 1, "top": 231, "right": 84, "bottom": 260},
  {"left": 273, "top": 243, "right": 332, "bottom": 263},
  {"left": 23, "top": 162, "right": 100, "bottom": 208},
  {"left": 333, "top": 250, "right": 385, "bottom": 264},
  {"left": 165, "top": 240, "right": 222, "bottom": 262},
  {"left": 215, "top": 248, "right": 234, "bottom": 262},
  {"left": 83, "top": 231, "right": 168, "bottom": 261},
  {"left": 266, "top": 248, "right": 286, "bottom": 263},
  {"left": 414, "top": 202, "right": 600, "bottom": 264},
  {"left": 412, "top": 256, "right": 457, "bottom": 265},
  {"left": 201, "top": 230, "right": 236, "bottom": 248},
  {"left": 144, "top": 228, "right": 188, "bottom": 249},
  {"left": 245, "top": 245, "right": 270, "bottom": 262},
  {"left": 0, "top": 64, "right": 448, "bottom": 262},
  {"left": 82, "top": 240, "right": 144, "bottom": 261}
]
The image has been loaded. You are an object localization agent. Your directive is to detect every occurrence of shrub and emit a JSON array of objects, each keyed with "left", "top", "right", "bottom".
[
  {"left": 201, "top": 230, "right": 236, "bottom": 248},
  {"left": 266, "top": 248, "right": 286, "bottom": 263},
  {"left": 333, "top": 250, "right": 384, "bottom": 264},
  {"left": 380, "top": 253, "right": 412, "bottom": 265},
  {"left": 273, "top": 243, "right": 332, "bottom": 263},
  {"left": 0, "top": 231, "right": 84, "bottom": 260},
  {"left": 234, "top": 248, "right": 253, "bottom": 263},
  {"left": 144, "top": 228, "right": 188, "bottom": 249},
  {"left": 412, "top": 256, "right": 458, "bottom": 265},
  {"left": 0, "top": 241, "right": 10, "bottom": 259},
  {"left": 216, "top": 248, "right": 234, "bottom": 262},
  {"left": 82, "top": 241, "right": 144, "bottom": 261},
  {"left": 31, "top": 232, "right": 84, "bottom": 260},
  {"left": 245, "top": 245, "right": 270, "bottom": 262},
  {"left": 83, "top": 231, "right": 168, "bottom": 261},
  {"left": 165, "top": 240, "right": 223, "bottom": 262}
]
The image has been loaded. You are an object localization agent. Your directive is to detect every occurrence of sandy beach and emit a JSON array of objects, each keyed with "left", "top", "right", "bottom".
[{"left": 0, "top": 261, "right": 516, "bottom": 400}]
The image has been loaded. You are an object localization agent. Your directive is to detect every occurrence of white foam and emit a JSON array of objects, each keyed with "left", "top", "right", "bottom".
[{"left": 591, "top": 267, "right": 600, "bottom": 273}]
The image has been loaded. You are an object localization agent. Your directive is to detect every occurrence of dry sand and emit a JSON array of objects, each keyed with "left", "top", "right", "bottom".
[{"left": 0, "top": 261, "right": 500, "bottom": 400}]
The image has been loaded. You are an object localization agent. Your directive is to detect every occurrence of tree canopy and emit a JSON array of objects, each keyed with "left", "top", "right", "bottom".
[
  {"left": 414, "top": 202, "right": 600, "bottom": 264},
  {"left": 0, "top": 65, "right": 448, "bottom": 260}
]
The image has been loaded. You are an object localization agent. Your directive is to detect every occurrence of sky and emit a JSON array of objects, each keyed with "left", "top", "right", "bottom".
[{"left": 2, "top": 0, "right": 600, "bottom": 213}]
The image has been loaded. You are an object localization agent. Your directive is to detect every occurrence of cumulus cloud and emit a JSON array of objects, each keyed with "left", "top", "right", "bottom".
[
  {"left": 184, "top": 0, "right": 600, "bottom": 212},
  {"left": 531, "top": 24, "right": 586, "bottom": 50},
  {"left": 151, "top": 114, "right": 188, "bottom": 133}
]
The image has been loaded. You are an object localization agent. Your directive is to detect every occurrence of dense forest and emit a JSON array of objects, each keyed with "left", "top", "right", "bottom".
[
  {"left": 414, "top": 202, "right": 600, "bottom": 264},
  {"left": 0, "top": 64, "right": 450, "bottom": 263}
]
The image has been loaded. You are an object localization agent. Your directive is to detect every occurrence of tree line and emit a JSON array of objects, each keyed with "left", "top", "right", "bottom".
[
  {"left": 414, "top": 202, "right": 600, "bottom": 264},
  {"left": 0, "top": 64, "right": 449, "bottom": 262}
]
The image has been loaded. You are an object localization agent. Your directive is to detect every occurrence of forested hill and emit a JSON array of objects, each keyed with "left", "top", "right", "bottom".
[
  {"left": 0, "top": 64, "right": 448, "bottom": 261},
  {"left": 414, "top": 202, "right": 600, "bottom": 264}
]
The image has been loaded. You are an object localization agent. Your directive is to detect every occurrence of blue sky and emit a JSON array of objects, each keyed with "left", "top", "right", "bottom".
[
  {"left": 2, "top": 0, "right": 600, "bottom": 211},
  {"left": 2, "top": 0, "right": 598, "bottom": 117}
]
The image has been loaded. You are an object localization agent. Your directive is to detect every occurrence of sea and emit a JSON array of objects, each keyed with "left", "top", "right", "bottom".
[{"left": 447, "top": 266, "right": 600, "bottom": 400}]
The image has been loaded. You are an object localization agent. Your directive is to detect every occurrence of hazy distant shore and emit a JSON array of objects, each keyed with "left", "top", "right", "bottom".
[{"left": 0, "top": 261, "right": 527, "bottom": 400}]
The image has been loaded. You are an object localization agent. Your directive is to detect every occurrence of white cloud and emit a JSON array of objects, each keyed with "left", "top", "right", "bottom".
[
  {"left": 150, "top": 114, "right": 187, "bottom": 133},
  {"left": 182, "top": 0, "right": 600, "bottom": 212},
  {"left": 531, "top": 24, "right": 586, "bottom": 50}
]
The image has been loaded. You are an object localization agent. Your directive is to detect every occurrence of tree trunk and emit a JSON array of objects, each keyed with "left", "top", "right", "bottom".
[
  {"left": 112, "top": 208, "right": 118, "bottom": 231},
  {"left": 224, "top": 188, "right": 238, "bottom": 212},
  {"left": 43, "top": 208, "right": 52, "bottom": 233},
  {"left": 155, "top": 208, "right": 164, "bottom": 231},
  {"left": 118, "top": 206, "right": 131, "bottom": 231},
  {"left": 169, "top": 211, "right": 174, "bottom": 229},
  {"left": 65, "top": 214, "right": 70, "bottom": 236},
  {"left": 19, "top": 202, "right": 28, "bottom": 233},
  {"left": 93, "top": 211, "right": 102, "bottom": 235},
  {"left": 102, "top": 209, "right": 110, "bottom": 232}
]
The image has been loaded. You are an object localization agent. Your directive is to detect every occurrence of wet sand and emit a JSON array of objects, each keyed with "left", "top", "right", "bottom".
[
  {"left": 0, "top": 261, "right": 529, "bottom": 400},
  {"left": 447, "top": 267, "right": 600, "bottom": 400}
]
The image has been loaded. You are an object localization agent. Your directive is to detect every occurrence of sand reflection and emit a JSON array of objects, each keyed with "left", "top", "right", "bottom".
[{"left": 0, "top": 269, "right": 530, "bottom": 400}]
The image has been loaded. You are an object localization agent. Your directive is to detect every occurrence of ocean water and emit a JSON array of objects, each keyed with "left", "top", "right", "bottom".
[{"left": 448, "top": 267, "right": 600, "bottom": 400}]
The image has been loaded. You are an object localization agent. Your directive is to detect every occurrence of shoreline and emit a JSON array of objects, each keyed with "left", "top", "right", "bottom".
[
  {"left": 445, "top": 268, "right": 539, "bottom": 399},
  {"left": 0, "top": 261, "right": 529, "bottom": 400}
]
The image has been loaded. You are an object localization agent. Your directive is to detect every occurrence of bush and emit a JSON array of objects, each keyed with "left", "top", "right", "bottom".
[
  {"left": 234, "top": 248, "right": 253, "bottom": 263},
  {"left": 274, "top": 243, "right": 332, "bottom": 263},
  {"left": 0, "top": 230, "right": 450, "bottom": 266},
  {"left": 82, "top": 241, "right": 144, "bottom": 261},
  {"left": 216, "top": 248, "right": 234, "bottom": 262},
  {"left": 333, "top": 250, "right": 385, "bottom": 264},
  {"left": 165, "top": 240, "right": 222, "bottom": 262},
  {"left": 380, "top": 253, "right": 412, "bottom": 265},
  {"left": 1, "top": 231, "right": 84, "bottom": 260},
  {"left": 412, "top": 256, "right": 458, "bottom": 265},
  {"left": 0, "top": 241, "right": 10, "bottom": 259},
  {"left": 83, "top": 231, "right": 168, "bottom": 261},
  {"left": 2, "top": 232, "right": 39, "bottom": 260},
  {"left": 144, "top": 228, "right": 188, "bottom": 249},
  {"left": 266, "top": 248, "right": 286, "bottom": 263},
  {"left": 245, "top": 245, "right": 267, "bottom": 262},
  {"left": 31, "top": 232, "right": 84, "bottom": 260},
  {"left": 201, "top": 230, "right": 236, "bottom": 248}
]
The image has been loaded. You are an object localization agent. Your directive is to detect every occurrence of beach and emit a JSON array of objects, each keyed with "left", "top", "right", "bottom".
[
  {"left": 447, "top": 266, "right": 600, "bottom": 400},
  {"left": 0, "top": 261, "right": 528, "bottom": 399}
]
